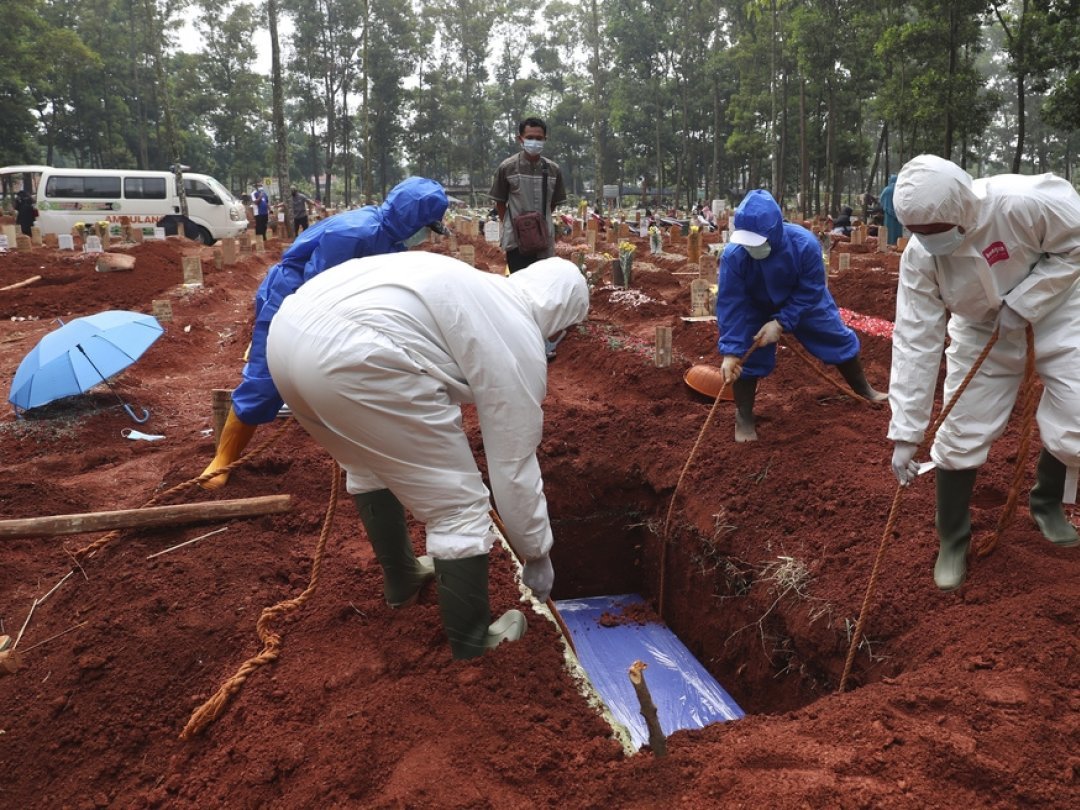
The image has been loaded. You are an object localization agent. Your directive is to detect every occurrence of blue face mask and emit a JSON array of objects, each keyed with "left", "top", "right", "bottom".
[
  {"left": 746, "top": 242, "right": 772, "bottom": 260},
  {"left": 522, "top": 139, "right": 545, "bottom": 156},
  {"left": 915, "top": 227, "right": 965, "bottom": 255},
  {"left": 403, "top": 227, "right": 430, "bottom": 248}
]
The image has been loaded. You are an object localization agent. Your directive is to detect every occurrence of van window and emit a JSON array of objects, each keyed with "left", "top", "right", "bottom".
[
  {"left": 184, "top": 178, "right": 219, "bottom": 202},
  {"left": 46, "top": 175, "right": 122, "bottom": 199},
  {"left": 125, "top": 177, "right": 167, "bottom": 199}
]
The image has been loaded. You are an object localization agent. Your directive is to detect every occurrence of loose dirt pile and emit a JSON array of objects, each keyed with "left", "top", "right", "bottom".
[{"left": 0, "top": 227, "right": 1076, "bottom": 808}]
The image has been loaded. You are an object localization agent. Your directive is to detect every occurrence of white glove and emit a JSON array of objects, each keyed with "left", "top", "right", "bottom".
[
  {"left": 891, "top": 441, "right": 919, "bottom": 486},
  {"left": 522, "top": 555, "right": 554, "bottom": 602},
  {"left": 754, "top": 319, "right": 783, "bottom": 345},
  {"left": 997, "top": 303, "right": 1027, "bottom": 335},
  {"left": 720, "top": 355, "right": 742, "bottom": 385}
]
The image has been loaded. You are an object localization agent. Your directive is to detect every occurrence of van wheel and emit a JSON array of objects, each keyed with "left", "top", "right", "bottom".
[{"left": 196, "top": 226, "right": 215, "bottom": 246}]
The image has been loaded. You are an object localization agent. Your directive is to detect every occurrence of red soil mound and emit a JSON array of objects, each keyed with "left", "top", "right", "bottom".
[{"left": 0, "top": 227, "right": 1076, "bottom": 808}]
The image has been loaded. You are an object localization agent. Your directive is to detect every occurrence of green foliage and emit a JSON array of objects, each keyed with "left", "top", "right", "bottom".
[{"left": 6, "top": 0, "right": 1077, "bottom": 212}]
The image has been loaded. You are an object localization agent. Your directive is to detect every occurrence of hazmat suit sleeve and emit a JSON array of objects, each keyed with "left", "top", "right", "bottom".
[
  {"left": 471, "top": 350, "right": 552, "bottom": 563},
  {"left": 1000, "top": 186, "right": 1080, "bottom": 322},
  {"left": 887, "top": 253, "right": 948, "bottom": 445},
  {"left": 231, "top": 266, "right": 300, "bottom": 424},
  {"left": 775, "top": 233, "right": 829, "bottom": 333},
  {"left": 433, "top": 291, "right": 553, "bottom": 563},
  {"left": 716, "top": 248, "right": 757, "bottom": 356}
]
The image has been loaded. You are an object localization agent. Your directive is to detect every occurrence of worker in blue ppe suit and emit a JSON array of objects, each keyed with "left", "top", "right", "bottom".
[
  {"left": 266, "top": 253, "right": 590, "bottom": 659},
  {"left": 880, "top": 174, "right": 902, "bottom": 246},
  {"left": 888, "top": 154, "right": 1080, "bottom": 591},
  {"left": 717, "top": 189, "right": 887, "bottom": 442},
  {"left": 201, "top": 176, "right": 448, "bottom": 490}
]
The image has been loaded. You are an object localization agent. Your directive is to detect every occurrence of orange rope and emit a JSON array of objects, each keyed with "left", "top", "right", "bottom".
[
  {"left": 838, "top": 328, "right": 1001, "bottom": 692},
  {"left": 781, "top": 337, "right": 874, "bottom": 404},
  {"left": 180, "top": 461, "right": 341, "bottom": 739},
  {"left": 72, "top": 417, "right": 294, "bottom": 561},
  {"left": 658, "top": 339, "right": 763, "bottom": 618}
]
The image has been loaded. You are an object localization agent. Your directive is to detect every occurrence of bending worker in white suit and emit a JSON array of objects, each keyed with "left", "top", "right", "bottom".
[
  {"left": 888, "top": 154, "right": 1080, "bottom": 591},
  {"left": 266, "top": 252, "right": 590, "bottom": 659}
]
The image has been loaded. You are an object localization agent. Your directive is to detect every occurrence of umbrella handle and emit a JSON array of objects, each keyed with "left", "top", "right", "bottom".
[{"left": 124, "top": 403, "right": 151, "bottom": 423}]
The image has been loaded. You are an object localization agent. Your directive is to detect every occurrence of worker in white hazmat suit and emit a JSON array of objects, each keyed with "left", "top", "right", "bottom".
[
  {"left": 888, "top": 154, "right": 1080, "bottom": 591},
  {"left": 266, "top": 252, "right": 590, "bottom": 659}
]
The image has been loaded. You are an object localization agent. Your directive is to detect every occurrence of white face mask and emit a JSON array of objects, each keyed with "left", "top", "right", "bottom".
[
  {"left": 746, "top": 243, "right": 772, "bottom": 260},
  {"left": 522, "top": 139, "right": 545, "bottom": 156},
  {"left": 403, "top": 227, "right": 430, "bottom": 248},
  {"left": 915, "top": 227, "right": 965, "bottom": 255}
]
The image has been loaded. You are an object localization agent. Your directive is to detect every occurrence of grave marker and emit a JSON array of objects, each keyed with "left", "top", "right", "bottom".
[
  {"left": 182, "top": 256, "right": 204, "bottom": 286},
  {"left": 838, "top": 253, "right": 851, "bottom": 271},
  {"left": 483, "top": 221, "right": 501, "bottom": 242},
  {"left": 690, "top": 279, "right": 712, "bottom": 317},
  {"left": 57, "top": 234, "right": 74, "bottom": 251},
  {"left": 152, "top": 299, "right": 173, "bottom": 322},
  {"left": 654, "top": 326, "right": 673, "bottom": 368},
  {"left": 459, "top": 244, "right": 475, "bottom": 267},
  {"left": 221, "top": 237, "right": 238, "bottom": 265}
]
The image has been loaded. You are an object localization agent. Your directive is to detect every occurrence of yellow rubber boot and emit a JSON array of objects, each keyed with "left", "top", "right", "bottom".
[{"left": 200, "top": 407, "right": 257, "bottom": 491}]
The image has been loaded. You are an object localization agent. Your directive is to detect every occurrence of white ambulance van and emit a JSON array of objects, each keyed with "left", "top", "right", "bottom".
[{"left": 0, "top": 165, "right": 249, "bottom": 245}]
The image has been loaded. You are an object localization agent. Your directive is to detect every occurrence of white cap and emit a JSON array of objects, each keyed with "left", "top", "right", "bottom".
[{"left": 729, "top": 229, "right": 768, "bottom": 247}]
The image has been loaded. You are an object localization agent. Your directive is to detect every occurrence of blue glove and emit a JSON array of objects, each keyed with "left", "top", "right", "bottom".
[
  {"left": 522, "top": 555, "right": 554, "bottom": 602},
  {"left": 891, "top": 441, "right": 919, "bottom": 486}
]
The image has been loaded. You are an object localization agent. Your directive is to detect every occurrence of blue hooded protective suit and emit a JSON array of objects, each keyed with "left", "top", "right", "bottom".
[
  {"left": 716, "top": 189, "right": 859, "bottom": 377},
  {"left": 880, "top": 174, "right": 901, "bottom": 245},
  {"left": 232, "top": 177, "right": 448, "bottom": 424}
]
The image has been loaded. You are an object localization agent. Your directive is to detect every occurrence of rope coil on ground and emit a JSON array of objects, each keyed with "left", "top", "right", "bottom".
[{"left": 180, "top": 461, "right": 341, "bottom": 739}]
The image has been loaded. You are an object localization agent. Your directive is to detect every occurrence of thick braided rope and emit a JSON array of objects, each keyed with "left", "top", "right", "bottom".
[
  {"left": 975, "top": 325, "right": 1038, "bottom": 557},
  {"left": 658, "top": 340, "right": 762, "bottom": 618},
  {"left": 180, "top": 461, "right": 341, "bottom": 739},
  {"left": 781, "top": 336, "right": 870, "bottom": 404},
  {"left": 72, "top": 417, "right": 294, "bottom": 561},
  {"left": 838, "top": 328, "right": 1001, "bottom": 692}
]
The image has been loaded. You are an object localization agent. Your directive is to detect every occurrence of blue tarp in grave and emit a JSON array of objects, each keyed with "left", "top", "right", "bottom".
[{"left": 555, "top": 594, "right": 744, "bottom": 750}]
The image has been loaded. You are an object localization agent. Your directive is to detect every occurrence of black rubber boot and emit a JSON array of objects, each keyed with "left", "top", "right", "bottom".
[
  {"left": 732, "top": 377, "right": 759, "bottom": 443},
  {"left": 434, "top": 555, "right": 526, "bottom": 660},
  {"left": 1029, "top": 449, "right": 1080, "bottom": 547},
  {"left": 934, "top": 468, "right": 978, "bottom": 591},
  {"left": 835, "top": 357, "right": 888, "bottom": 403},
  {"left": 353, "top": 490, "right": 435, "bottom": 608}
]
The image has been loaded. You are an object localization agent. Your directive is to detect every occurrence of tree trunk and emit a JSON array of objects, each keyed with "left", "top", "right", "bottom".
[{"left": 268, "top": 0, "right": 291, "bottom": 236}]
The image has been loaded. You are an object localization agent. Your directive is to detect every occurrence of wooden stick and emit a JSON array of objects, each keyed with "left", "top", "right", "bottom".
[
  {"left": 0, "top": 495, "right": 291, "bottom": 539},
  {"left": 629, "top": 660, "right": 667, "bottom": 756},
  {"left": 146, "top": 526, "right": 229, "bottom": 559},
  {"left": 0, "top": 274, "right": 42, "bottom": 291}
]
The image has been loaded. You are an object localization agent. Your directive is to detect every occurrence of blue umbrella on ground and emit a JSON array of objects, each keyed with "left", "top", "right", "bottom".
[{"left": 9, "top": 310, "right": 164, "bottom": 423}]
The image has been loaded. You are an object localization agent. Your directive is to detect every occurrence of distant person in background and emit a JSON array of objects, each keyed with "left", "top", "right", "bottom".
[
  {"left": 251, "top": 181, "right": 270, "bottom": 238},
  {"left": 201, "top": 176, "right": 449, "bottom": 490},
  {"left": 830, "top": 205, "right": 855, "bottom": 236},
  {"left": 290, "top": 188, "right": 313, "bottom": 234},
  {"left": 880, "top": 174, "right": 902, "bottom": 246},
  {"left": 489, "top": 116, "right": 567, "bottom": 273},
  {"left": 14, "top": 189, "right": 36, "bottom": 236}
]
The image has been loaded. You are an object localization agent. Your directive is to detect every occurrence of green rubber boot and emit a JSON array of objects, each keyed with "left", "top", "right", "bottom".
[
  {"left": 934, "top": 468, "right": 978, "bottom": 591},
  {"left": 1030, "top": 449, "right": 1080, "bottom": 547},
  {"left": 732, "top": 377, "right": 759, "bottom": 443},
  {"left": 353, "top": 490, "right": 435, "bottom": 608},
  {"left": 434, "top": 555, "right": 526, "bottom": 660},
  {"left": 835, "top": 357, "right": 888, "bottom": 403}
]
